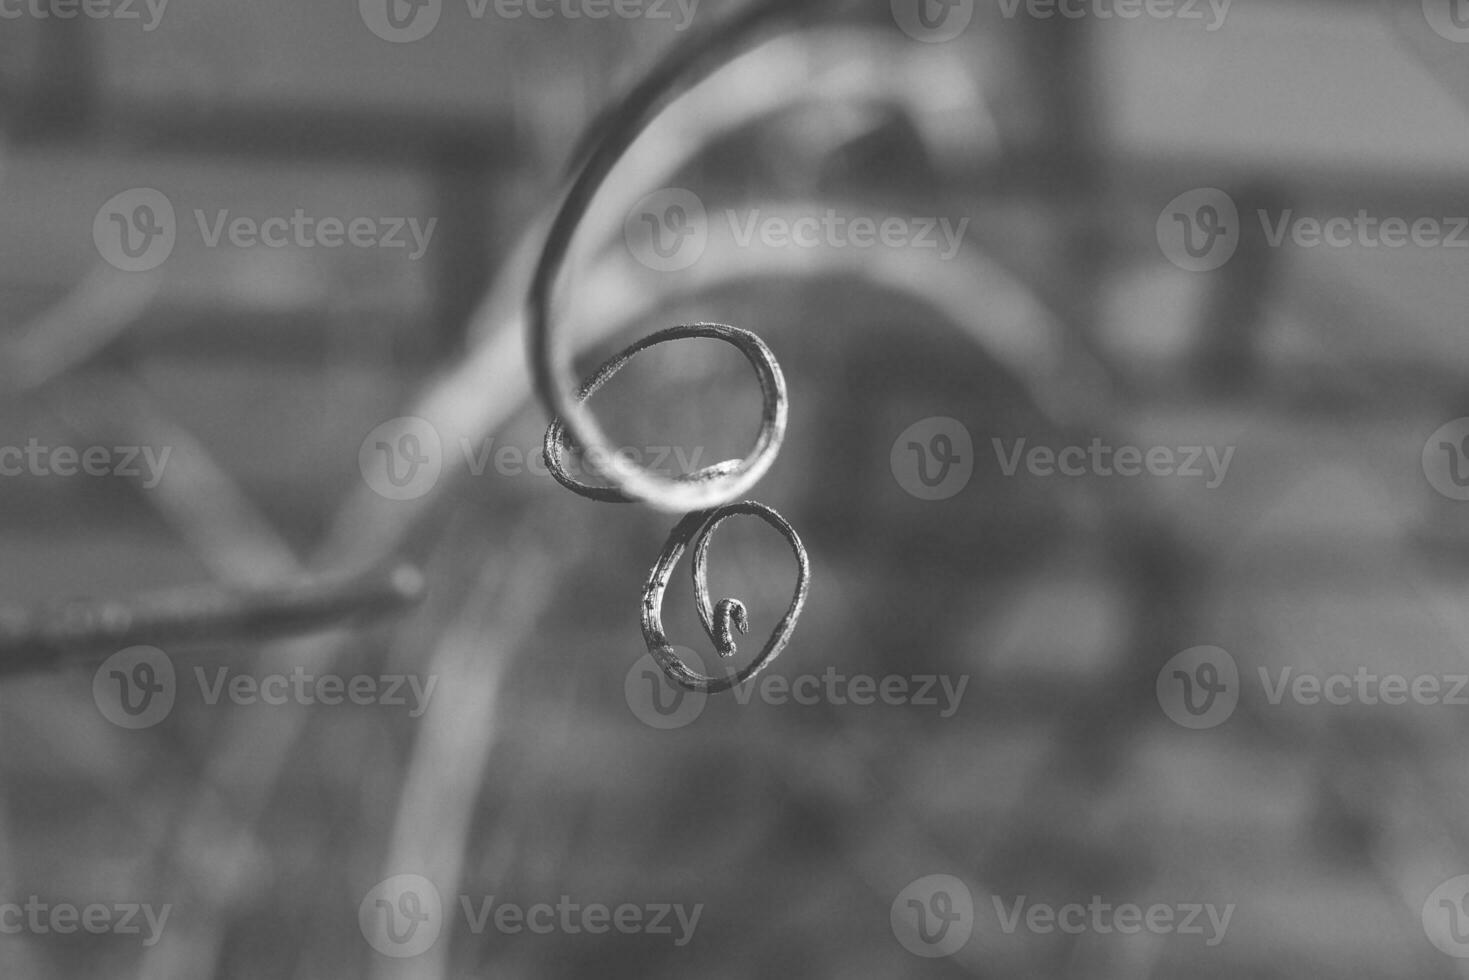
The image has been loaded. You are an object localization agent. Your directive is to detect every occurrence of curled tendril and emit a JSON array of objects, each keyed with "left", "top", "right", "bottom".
[
  {"left": 529, "top": 0, "right": 822, "bottom": 689},
  {"left": 527, "top": 0, "right": 823, "bottom": 514},
  {"left": 542, "top": 324, "right": 787, "bottom": 504},
  {"left": 641, "top": 501, "right": 810, "bottom": 694},
  {"left": 540, "top": 326, "right": 809, "bottom": 690}
]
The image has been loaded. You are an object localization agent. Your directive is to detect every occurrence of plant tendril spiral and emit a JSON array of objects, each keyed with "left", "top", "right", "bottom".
[
  {"left": 539, "top": 327, "right": 809, "bottom": 692},
  {"left": 641, "top": 502, "right": 810, "bottom": 695},
  {"left": 529, "top": 1, "right": 825, "bottom": 691},
  {"left": 541, "top": 324, "right": 787, "bottom": 504}
]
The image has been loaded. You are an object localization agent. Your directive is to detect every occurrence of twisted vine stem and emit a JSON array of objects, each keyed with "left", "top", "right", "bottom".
[
  {"left": 526, "top": 0, "right": 824, "bottom": 512},
  {"left": 528, "top": 0, "right": 831, "bottom": 690},
  {"left": 541, "top": 324, "right": 787, "bottom": 504},
  {"left": 538, "top": 325, "right": 809, "bottom": 692},
  {"left": 641, "top": 502, "right": 810, "bottom": 694}
]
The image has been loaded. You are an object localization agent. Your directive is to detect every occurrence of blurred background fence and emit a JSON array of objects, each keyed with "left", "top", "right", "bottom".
[{"left": 4, "top": 1, "right": 1469, "bottom": 977}]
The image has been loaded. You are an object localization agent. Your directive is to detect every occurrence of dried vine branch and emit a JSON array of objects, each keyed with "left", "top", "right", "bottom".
[
  {"left": 538, "top": 321, "right": 808, "bottom": 691},
  {"left": 524, "top": 0, "right": 858, "bottom": 691},
  {"left": 642, "top": 501, "right": 811, "bottom": 694},
  {"left": 527, "top": 0, "right": 827, "bottom": 514},
  {"left": 541, "top": 323, "right": 787, "bottom": 503},
  {"left": 0, "top": 563, "right": 425, "bottom": 674}
]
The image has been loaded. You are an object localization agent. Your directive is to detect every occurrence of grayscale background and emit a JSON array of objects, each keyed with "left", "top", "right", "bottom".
[{"left": 3, "top": 0, "right": 1469, "bottom": 976}]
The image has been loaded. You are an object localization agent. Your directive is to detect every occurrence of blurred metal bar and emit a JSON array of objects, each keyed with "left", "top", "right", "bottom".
[
  {"left": 430, "top": 145, "right": 496, "bottom": 353},
  {"left": 0, "top": 563, "right": 426, "bottom": 674},
  {"left": 1019, "top": 13, "right": 1108, "bottom": 404},
  {"left": 7, "top": 19, "right": 95, "bottom": 141},
  {"left": 19, "top": 101, "right": 513, "bottom": 170},
  {"left": 110, "top": 306, "right": 431, "bottom": 366},
  {"left": 1193, "top": 180, "right": 1285, "bottom": 394},
  {"left": 10, "top": 64, "right": 516, "bottom": 353}
]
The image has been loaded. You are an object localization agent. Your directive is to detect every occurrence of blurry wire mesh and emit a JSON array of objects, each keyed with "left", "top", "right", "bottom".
[{"left": 2, "top": 1, "right": 1469, "bottom": 979}]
